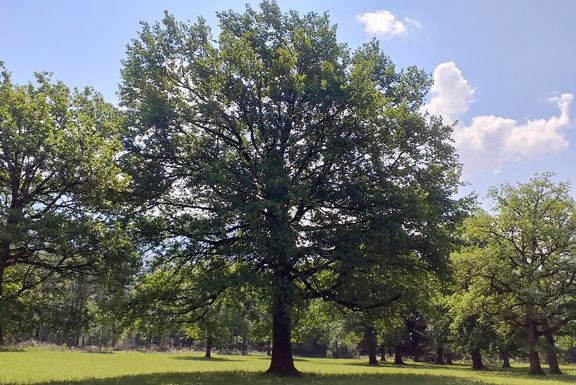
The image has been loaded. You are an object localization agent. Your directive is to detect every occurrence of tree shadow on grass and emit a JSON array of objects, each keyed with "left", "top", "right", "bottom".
[
  {"left": 345, "top": 360, "right": 472, "bottom": 371},
  {"left": 9, "top": 371, "right": 576, "bottom": 385},
  {"left": 171, "top": 355, "right": 240, "bottom": 362}
]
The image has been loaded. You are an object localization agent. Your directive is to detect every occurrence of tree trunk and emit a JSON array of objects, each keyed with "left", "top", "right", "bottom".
[
  {"left": 205, "top": 333, "right": 213, "bottom": 358},
  {"left": 0, "top": 256, "right": 7, "bottom": 346},
  {"left": 266, "top": 278, "right": 299, "bottom": 377},
  {"left": 445, "top": 352, "right": 453, "bottom": 365},
  {"left": 379, "top": 343, "right": 386, "bottom": 362},
  {"left": 364, "top": 321, "right": 378, "bottom": 365},
  {"left": 471, "top": 347, "right": 486, "bottom": 370},
  {"left": 544, "top": 332, "right": 562, "bottom": 375},
  {"left": 241, "top": 335, "right": 247, "bottom": 355},
  {"left": 435, "top": 345, "right": 445, "bottom": 364},
  {"left": 501, "top": 354, "right": 511, "bottom": 368},
  {"left": 526, "top": 321, "right": 544, "bottom": 375},
  {"left": 394, "top": 346, "right": 405, "bottom": 365}
]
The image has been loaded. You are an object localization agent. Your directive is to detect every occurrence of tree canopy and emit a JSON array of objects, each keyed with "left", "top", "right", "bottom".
[{"left": 0, "top": 63, "right": 130, "bottom": 345}]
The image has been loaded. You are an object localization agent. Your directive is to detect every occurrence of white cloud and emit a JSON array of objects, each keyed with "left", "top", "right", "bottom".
[
  {"left": 454, "top": 94, "right": 573, "bottom": 174},
  {"left": 356, "top": 10, "right": 421, "bottom": 40},
  {"left": 423, "top": 62, "right": 574, "bottom": 174},
  {"left": 404, "top": 17, "right": 423, "bottom": 30},
  {"left": 422, "top": 61, "right": 475, "bottom": 121}
]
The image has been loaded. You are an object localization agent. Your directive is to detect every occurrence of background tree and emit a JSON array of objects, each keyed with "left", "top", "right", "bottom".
[
  {"left": 0, "top": 64, "right": 129, "bottom": 345},
  {"left": 120, "top": 1, "right": 465, "bottom": 376},
  {"left": 453, "top": 174, "right": 576, "bottom": 375}
]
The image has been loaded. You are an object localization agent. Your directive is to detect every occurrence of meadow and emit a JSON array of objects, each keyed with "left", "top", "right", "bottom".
[{"left": 0, "top": 349, "right": 574, "bottom": 385}]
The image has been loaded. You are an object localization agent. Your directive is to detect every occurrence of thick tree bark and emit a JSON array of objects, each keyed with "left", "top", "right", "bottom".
[
  {"left": 501, "top": 354, "right": 511, "bottom": 368},
  {"left": 435, "top": 345, "right": 446, "bottom": 364},
  {"left": 471, "top": 347, "right": 486, "bottom": 370},
  {"left": 364, "top": 321, "right": 378, "bottom": 365},
  {"left": 394, "top": 346, "right": 405, "bottom": 365},
  {"left": 205, "top": 333, "right": 213, "bottom": 358},
  {"left": 544, "top": 332, "right": 562, "bottom": 375},
  {"left": 526, "top": 320, "right": 544, "bottom": 375},
  {"left": 266, "top": 277, "right": 299, "bottom": 377}
]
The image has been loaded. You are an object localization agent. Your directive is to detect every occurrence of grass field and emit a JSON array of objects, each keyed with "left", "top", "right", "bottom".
[{"left": 0, "top": 349, "right": 574, "bottom": 385}]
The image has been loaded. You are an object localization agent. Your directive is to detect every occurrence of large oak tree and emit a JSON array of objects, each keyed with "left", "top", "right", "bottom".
[{"left": 120, "top": 1, "right": 464, "bottom": 376}]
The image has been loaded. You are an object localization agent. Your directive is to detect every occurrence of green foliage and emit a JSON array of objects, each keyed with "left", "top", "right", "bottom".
[
  {"left": 448, "top": 173, "right": 576, "bottom": 371},
  {"left": 455, "top": 173, "right": 576, "bottom": 331},
  {"left": 0, "top": 64, "right": 132, "bottom": 343}
]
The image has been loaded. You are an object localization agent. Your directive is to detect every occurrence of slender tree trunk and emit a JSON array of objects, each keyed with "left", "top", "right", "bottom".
[
  {"left": 379, "top": 343, "right": 386, "bottom": 362},
  {"left": 394, "top": 346, "right": 405, "bottom": 365},
  {"left": 435, "top": 345, "right": 445, "bottom": 364},
  {"left": 241, "top": 335, "right": 247, "bottom": 355},
  {"left": 471, "top": 347, "right": 486, "bottom": 370},
  {"left": 0, "top": 253, "right": 7, "bottom": 346},
  {"left": 445, "top": 352, "right": 453, "bottom": 365},
  {"left": 266, "top": 276, "right": 299, "bottom": 376},
  {"left": 501, "top": 353, "right": 511, "bottom": 368},
  {"left": 364, "top": 321, "right": 378, "bottom": 365},
  {"left": 526, "top": 321, "right": 544, "bottom": 375},
  {"left": 544, "top": 332, "right": 562, "bottom": 375},
  {"left": 205, "top": 333, "right": 213, "bottom": 358}
]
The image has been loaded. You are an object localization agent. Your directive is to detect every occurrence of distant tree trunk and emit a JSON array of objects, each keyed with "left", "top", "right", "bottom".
[
  {"left": 544, "top": 332, "right": 562, "bottom": 375},
  {"left": 99, "top": 329, "right": 105, "bottom": 352},
  {"left": 241, "top": 336, "right": 247, "bottom": 355},
  {"left": 471, "top": 347, "right": 486, "bottom": 370},
  {"left": 526, "top": 321, "right": 544, "bottom": 375},
  {"left": 0, "top": 255, "right": 7, "bottom": 346},
  {"left": 445, "top": 352, "right": 453, "bottom": 365},
  {"left": 379, "top": 343, "right": 387, "bottom": 362},
  {"left": 394, "top": 346, "right": 405, "bottom": 365},
  {"left": 364, "top": 321, "right": 378, "bottom": 365},
  {"left": 266, "top": 274, "right": 299, "bottom": 377},
  {"left": 435, "top": 345, "right": 445, "bottom": 364},
  {"left": 205, "top": 333, "right": 213, "bottom": 358},
  {"left": 501, "top": 353, "right": 511, "bottom": 368},
  {"left": 74, "top": 330, "right": 81, "bottom": 348}
]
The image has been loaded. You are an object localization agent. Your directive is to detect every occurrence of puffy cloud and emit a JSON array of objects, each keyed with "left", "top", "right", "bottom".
[
  {"left": 423, "top": 62, "right": 573, "bottom": 174},
  {"left": 356, "top": 10, "right": 421, "bottom": 40},
  {"left": 455, "top": 94, "right": 573, "bottom": 173},
  {"left": 422, "top": 61, "right": 475, "bottom": 121}
]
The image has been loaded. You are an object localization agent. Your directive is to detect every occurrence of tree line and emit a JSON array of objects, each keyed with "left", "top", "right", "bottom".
[{"left": 0, "top": 1, "right": 575, "bottom": 377}]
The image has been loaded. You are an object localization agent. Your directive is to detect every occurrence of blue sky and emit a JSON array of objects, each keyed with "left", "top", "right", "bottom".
[{"left": 1, "top": 0, "right": 575, "bottom": 202}]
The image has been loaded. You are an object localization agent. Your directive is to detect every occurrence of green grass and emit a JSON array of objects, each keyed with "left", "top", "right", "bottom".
[{"left": 0, "top": 349, "right": 574, "bottom": 385}]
